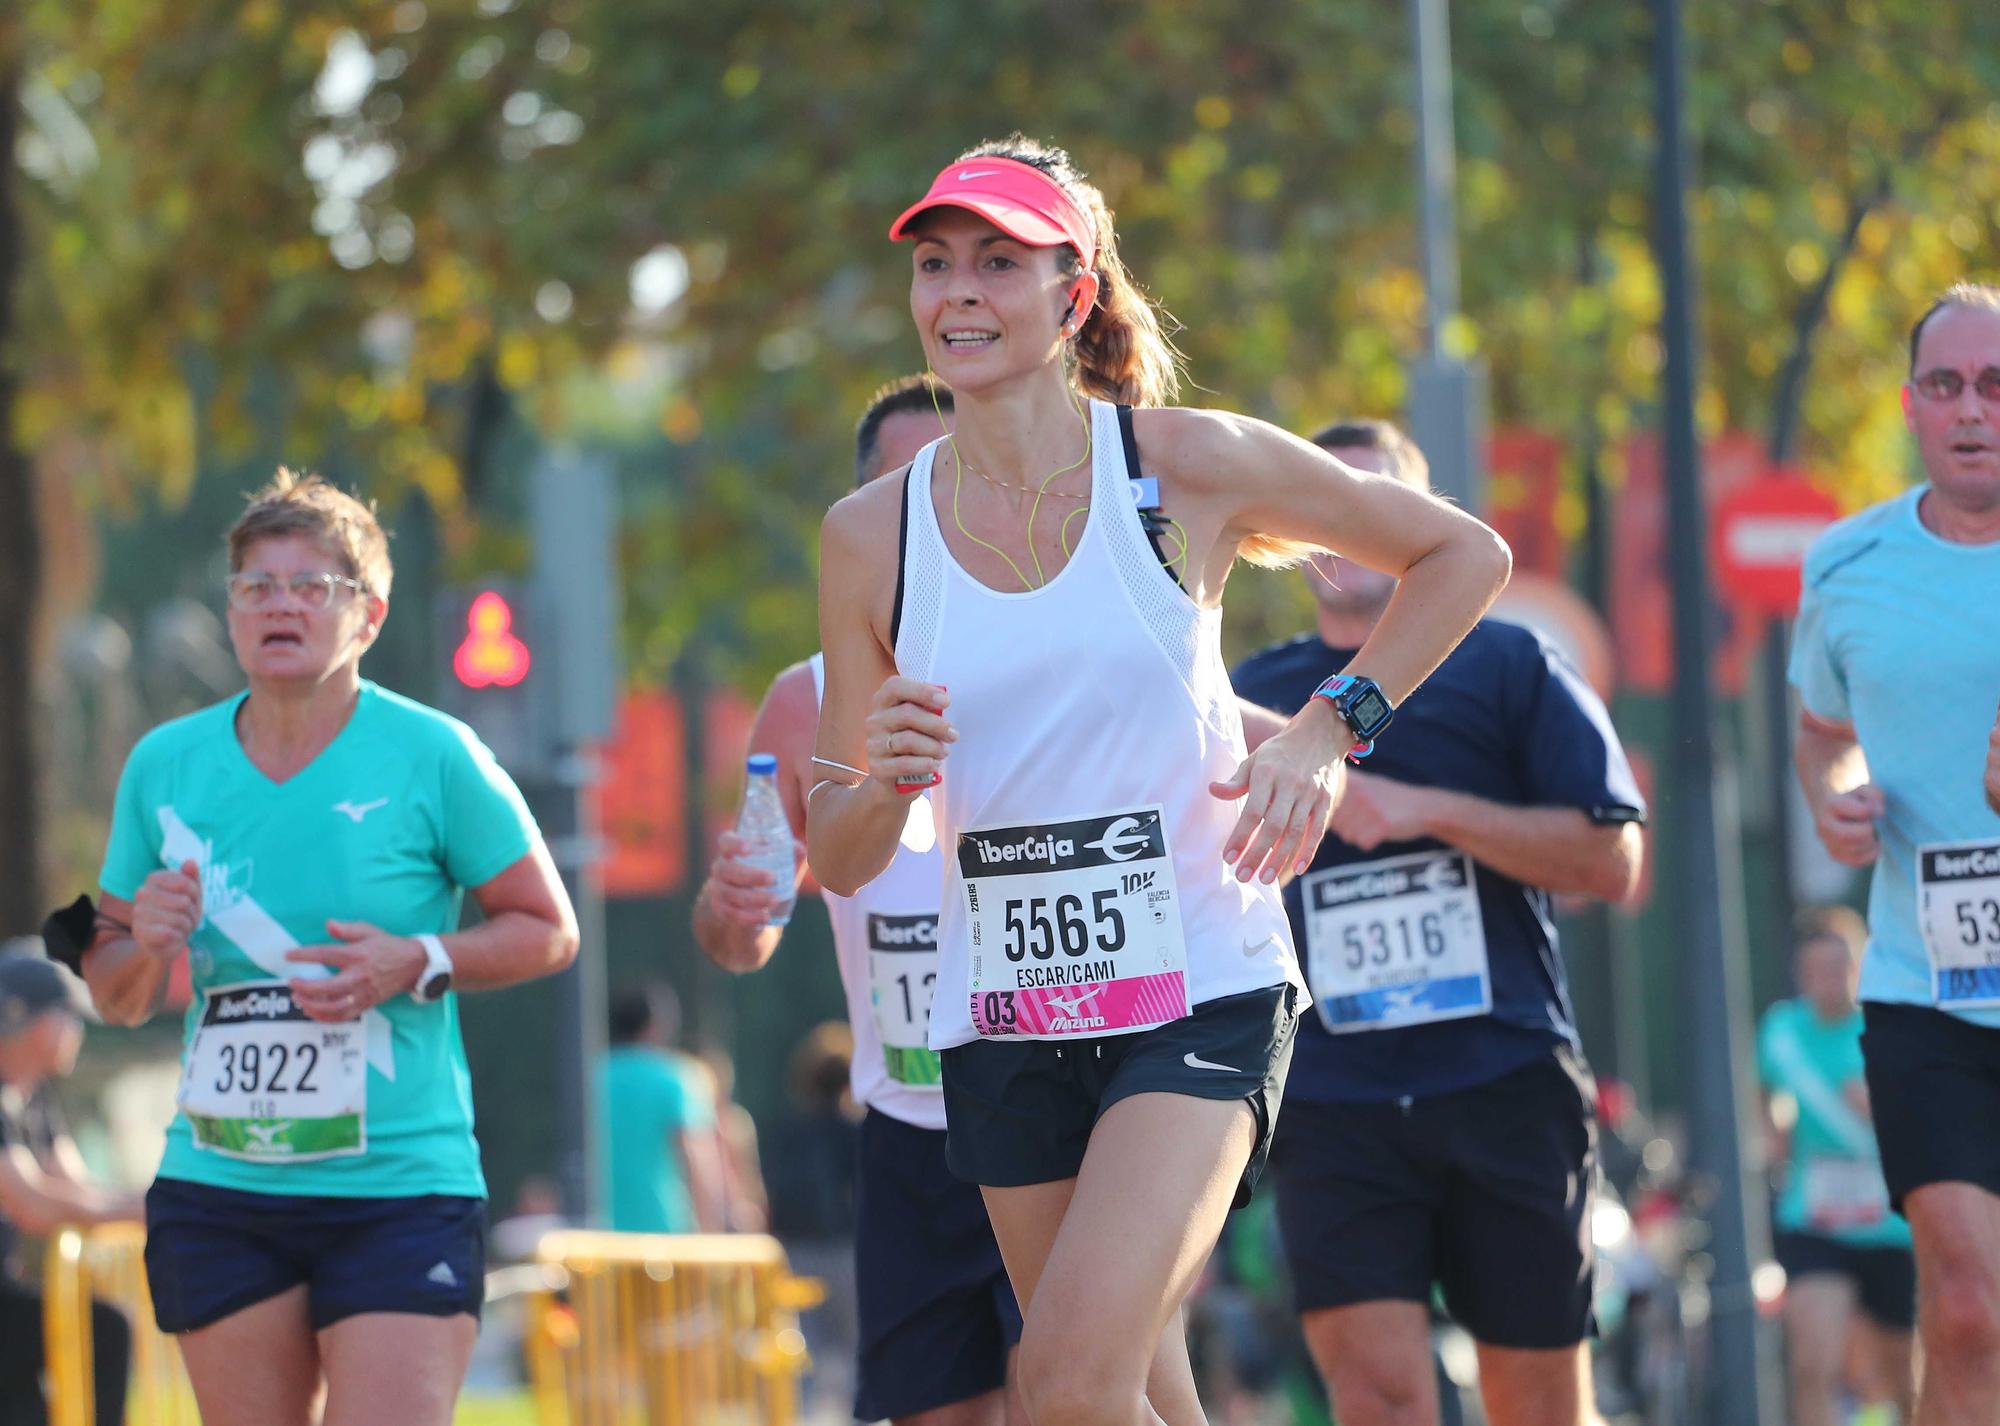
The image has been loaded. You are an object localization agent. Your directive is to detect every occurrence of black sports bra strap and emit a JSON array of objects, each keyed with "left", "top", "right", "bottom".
[
  {"left": 1117, "top": 404, "right": 1184, "bottom": 591},
  {"left": 890, "top": 466, "right": 911, "bottom": 648}
]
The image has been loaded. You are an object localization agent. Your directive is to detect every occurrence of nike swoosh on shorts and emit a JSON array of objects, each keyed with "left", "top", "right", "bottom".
[{"left": 1183, "top": 1052, "right": 1239, "bottom": 1073}]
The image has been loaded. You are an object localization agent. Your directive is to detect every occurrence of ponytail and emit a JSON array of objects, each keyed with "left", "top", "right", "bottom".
[
  {"left": 957, "top": 135, "right": 1185, "bottom": 408},
  {"left": 1067, "top": 199, "right": 1182, "bottom": 409}
]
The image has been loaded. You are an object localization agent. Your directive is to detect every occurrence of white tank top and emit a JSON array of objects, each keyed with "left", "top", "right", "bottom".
[
  {"left": 896, "top": 399, "right": 1303, "bottom": 1051},
  {"left": 810, "top": 655, "right": 948, "bottom": 1130}
]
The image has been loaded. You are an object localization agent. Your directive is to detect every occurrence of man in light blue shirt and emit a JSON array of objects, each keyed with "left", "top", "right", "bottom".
[{"left": 1789, "top": 281, "right": 2000, "bottom": 1424}]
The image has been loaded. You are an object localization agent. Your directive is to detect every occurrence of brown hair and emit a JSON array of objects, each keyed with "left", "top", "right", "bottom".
[
  {"left": 956, "top": 135, "right": 1184, "bottom": 410},
  {"left": 855, "top": 373, "right": 954, "bottom": 484},
  {"left": 1794, "top": 903, "right": 1866, "bottom": 958},
  {"left": 227, "top": 468, "right": 393, "bottom": 599},
  {"left": 1908, "top": 281, "right": 2000, "bottom": 373},
  {"left": 1310, "top": 419, "right": 1433, "bottom": 491}
]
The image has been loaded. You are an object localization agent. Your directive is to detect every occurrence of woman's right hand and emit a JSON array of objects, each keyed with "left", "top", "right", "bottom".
[
  {"left": 862, "top": 677, "right": 955, "bottom": 792},
  {"left": 133, "top": 859, "right": 202, "bottom": 962}
]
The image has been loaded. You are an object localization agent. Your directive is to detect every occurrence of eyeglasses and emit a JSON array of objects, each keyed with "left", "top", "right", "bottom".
[
  {"left": 226, "top": 570, "right": 368, "bottom": 611},
  {"left": 1912, "top": 367, "right": 2000, "bottom": 403}
]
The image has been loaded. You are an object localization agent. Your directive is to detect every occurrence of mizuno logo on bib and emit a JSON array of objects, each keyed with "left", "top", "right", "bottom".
[
  {"left": 1302, "top": 849, "right": 1491, "bottom": 1033},
  {"left": 1918, "top": 839, "right": 2000, "bottom": 1009},
  {"left": 178, "top": 981, "right": 370, "bottom": 1161},
  {"left": 959, "top": 807, "right": 1191, "bottom": 1038}
]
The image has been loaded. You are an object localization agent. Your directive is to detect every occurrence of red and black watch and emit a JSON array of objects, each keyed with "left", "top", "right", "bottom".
[{"left": 1309, "top": 674, "right": 1395, "bottom": 760}]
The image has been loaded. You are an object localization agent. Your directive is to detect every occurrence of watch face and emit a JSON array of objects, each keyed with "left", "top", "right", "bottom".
[
  {"left": 1351, "top": 689, "right": 1391, "bottom": 733},
  {"left": 423, "top": 972, "right": 453, "bottom": 1000}
]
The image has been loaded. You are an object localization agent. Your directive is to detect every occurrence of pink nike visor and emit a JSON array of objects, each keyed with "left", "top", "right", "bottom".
[{"left": 889, "top": 156, "right": 1096, "bottom": 270}]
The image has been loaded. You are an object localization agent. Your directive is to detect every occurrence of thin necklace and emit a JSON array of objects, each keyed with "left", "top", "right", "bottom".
[
  {"left": 951, "top": 449, "right": 1091, "bottom": 500},
  {"left": 933, "top": 380, "right": 1095, "bottom": 590}
]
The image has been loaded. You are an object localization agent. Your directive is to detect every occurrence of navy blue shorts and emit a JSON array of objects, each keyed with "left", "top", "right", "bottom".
[
  {"left": 1270, "top": 1049, "right": 1598, "bottom": 1349},
  {"left": 854, "top": 1108, "right": 1022, "bottom": 1421},
  {"left": 144, "top": 1178, "right": 485, "bottom": 1334}
]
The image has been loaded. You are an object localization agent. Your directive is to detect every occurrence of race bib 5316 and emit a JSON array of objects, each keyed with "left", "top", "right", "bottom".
[{"left": 1304, "top": 850, "right": 1491, "bottom": 1034}]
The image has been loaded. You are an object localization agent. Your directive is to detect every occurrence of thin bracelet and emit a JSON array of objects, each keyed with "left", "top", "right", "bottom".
[
  {"left": 807, "top": 778, "right": 852, "bottom": 803},
  {"left": 809, "top": 755, "right": 868, "bottom": 782}
]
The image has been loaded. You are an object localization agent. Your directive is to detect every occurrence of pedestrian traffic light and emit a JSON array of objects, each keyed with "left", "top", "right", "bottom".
[
  {"left": 453, "top": 590, "right": 532, "bottom": 689},
  {"left": 433, "top": 581, "right": 546, "bottom": 776}
]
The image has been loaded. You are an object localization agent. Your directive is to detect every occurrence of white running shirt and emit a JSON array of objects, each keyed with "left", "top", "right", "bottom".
[{"left": 895, "top": 399, "right": 1304, "bottom": 1050}]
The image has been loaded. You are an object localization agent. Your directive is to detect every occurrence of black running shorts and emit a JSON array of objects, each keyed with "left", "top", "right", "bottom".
[
  {"left": 1269, "top": 1049, "right": 1598, "bottom": 1349},
  {"left": 1861, "top": 1001, "right": 2000, "bottom": 1210},
  {"left": 939, "top": 984, "right": 1299, "bottom": 1207}
]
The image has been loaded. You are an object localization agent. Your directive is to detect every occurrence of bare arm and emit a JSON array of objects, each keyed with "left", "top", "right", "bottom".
[
  {"left": 678, "top": 1128, "right": 731, "bottom": 1233},
  {"left": 1237, "top": 697, "right": 1288, "bottom": 752},
  {"left": 286, "top": 844, "right": 580, "bottom": 1022},
  {"left": 808, "top": 487, "right": 957, "bottom": 896},
  {"left": 0, "top": 1145, "right": 141, "bottom": 1235},
  {"left": 694, "top": 664, "right": 817, "bottom": 974},
  {"left": 1794, "top": 708, "right": 1883, "bottom": 867},
  {"left": 1146, "top": 409, "right": 1512, "bottom": 883},
  {"left": 1328, "top": 769, "right": 1642, "bottom": 901},
  {"left": 85, "top": 862, "right": 203, "bottom": 1028},
  {"left": 1148, "top": 408, "right": 1513, "bottom": 706},
  {"left": 1985, "top": 703, "right": 1999, "bottom": 817}
]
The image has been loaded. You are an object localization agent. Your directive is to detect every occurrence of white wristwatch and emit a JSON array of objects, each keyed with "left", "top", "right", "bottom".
[{"left": 411, "top": 933, "right": 455, "bottom": 1005}]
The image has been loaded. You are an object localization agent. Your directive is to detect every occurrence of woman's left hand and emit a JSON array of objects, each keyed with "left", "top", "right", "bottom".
[
  {"left": 1211, "top": 709, "right": 1352, "bottom": 883},
  {"left": 286, "top": 920, "right": 427, "bottom": 1023}
]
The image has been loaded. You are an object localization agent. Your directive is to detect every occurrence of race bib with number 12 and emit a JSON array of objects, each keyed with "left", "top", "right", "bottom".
[{"left": 960, "top": 807, "right": 1191, "bottom": 1038}]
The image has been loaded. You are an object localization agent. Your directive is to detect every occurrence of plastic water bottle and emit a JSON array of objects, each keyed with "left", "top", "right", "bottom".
[{"left": 737, "top": 754, "right": 797, "bottom": 926}]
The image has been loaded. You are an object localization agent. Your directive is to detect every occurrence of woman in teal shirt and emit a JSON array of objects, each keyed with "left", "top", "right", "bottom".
[
  {"left": 1759, "top": 906, "right": 1916, "bottom": 1426},
  {"left": 84, "top": 471, "right": 579, "bottom": 1426}
]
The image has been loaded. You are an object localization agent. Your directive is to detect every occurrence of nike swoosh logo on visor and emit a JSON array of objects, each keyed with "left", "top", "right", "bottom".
[{"left": 957, "top": 169, "right": 999, "bottom": 181}]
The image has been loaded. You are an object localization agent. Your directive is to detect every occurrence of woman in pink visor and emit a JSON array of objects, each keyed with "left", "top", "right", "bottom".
[{"left": 808, "top": 134, "right": 1511, "bottom": 1426}]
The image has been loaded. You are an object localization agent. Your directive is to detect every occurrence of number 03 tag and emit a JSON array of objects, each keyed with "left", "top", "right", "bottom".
[{"left": 179, "top": 981, "right": 369, "bottom": 1161}]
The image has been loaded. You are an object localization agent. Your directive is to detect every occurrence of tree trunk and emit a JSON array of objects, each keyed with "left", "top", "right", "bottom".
[{"left": 0, "top": 60, "right": 45, "bottom": 934}]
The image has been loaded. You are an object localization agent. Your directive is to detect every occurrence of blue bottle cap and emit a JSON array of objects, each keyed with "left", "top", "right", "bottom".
[{"left": 746, "top": 753, "right": 779, "bottom": 774}]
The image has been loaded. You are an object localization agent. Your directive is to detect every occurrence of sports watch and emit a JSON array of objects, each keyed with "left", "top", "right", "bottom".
[
  {"left": 411, "top": 933, "right": 455, "bottom": 1004},
  {"left": 1309, "top": 673, "right": 1394, "bottom": 759}
]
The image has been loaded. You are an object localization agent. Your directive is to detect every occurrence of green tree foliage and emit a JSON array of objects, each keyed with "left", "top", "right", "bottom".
[{"left": 7, "top": 1, "right": 2000, "bottom": 925}]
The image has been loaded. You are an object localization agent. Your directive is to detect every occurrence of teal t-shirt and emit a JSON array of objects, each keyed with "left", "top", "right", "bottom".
[
  {"left": 99, "top": 681, "right": 539, "bottom": 1199},
  {"left": 596, "top": 1047, "right": 715, "bottom": 1233},
  {"left": 1788, "top": 488, "right": 2000, "bottom": 1025},
  {"left": 1757, "top": 998, "right": 1910, "bottom": 1247}
]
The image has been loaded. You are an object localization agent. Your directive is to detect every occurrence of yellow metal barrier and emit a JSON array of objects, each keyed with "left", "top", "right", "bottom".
[
  {"left": 42, "top": 1223, "right": 198, "bottom": 1426},
  {"left": 525, "top": 1231, "right": 823, "bottom": 1426}
]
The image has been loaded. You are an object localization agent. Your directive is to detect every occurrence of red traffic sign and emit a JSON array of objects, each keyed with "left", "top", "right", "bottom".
[{"left": 1711, "top": 469, "right": 1842, "bottom": 618}]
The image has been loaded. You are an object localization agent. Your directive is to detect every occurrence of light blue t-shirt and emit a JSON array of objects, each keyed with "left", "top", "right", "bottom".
[
  {"left": 100, "top": 681, "right": 540, "bottom": 1198},
  {"left": 1757, "top": 998, "right": 1910, "bottom": 1247},
  {"left": 596, "top": 1046, "right": 716, "bottom": 1233},
  {"left": 1789, "top": 487, "right": 2000, "bottom": 1026}
]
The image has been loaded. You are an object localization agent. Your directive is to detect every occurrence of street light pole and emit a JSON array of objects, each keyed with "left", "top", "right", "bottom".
[
  {"left": 1406, "top": 0, "right": 1486, "bottom": 513},
  {"left": 1650, "top": 2, "right": 1781, "bottom": 1421}
]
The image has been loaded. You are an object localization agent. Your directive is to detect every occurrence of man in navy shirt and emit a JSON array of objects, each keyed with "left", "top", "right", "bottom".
[{"left": 1234, "top": 420, "right": 1645, "bottom": 1426}]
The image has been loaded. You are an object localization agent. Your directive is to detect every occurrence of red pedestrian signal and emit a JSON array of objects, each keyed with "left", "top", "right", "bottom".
[{"left": 454, "top": 591, "right": 532, "bottom": 688}]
